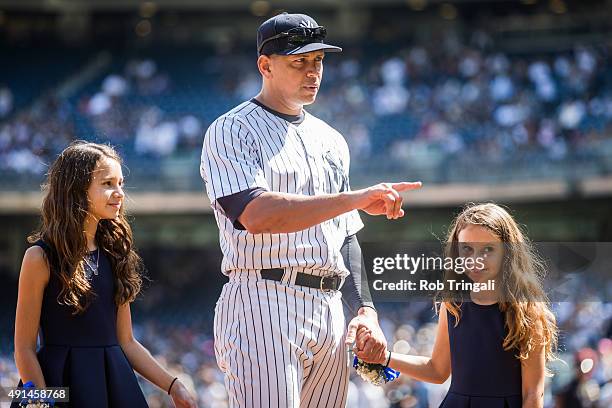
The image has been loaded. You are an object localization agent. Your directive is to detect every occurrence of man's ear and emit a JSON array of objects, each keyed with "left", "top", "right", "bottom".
[{"left": 257, "top": 55, "right": 273, "bottom": 78}]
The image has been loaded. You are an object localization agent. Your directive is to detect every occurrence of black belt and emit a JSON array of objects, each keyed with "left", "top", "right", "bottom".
[{"left": 260, "top": 268, "right": 342, "bottom": 292}]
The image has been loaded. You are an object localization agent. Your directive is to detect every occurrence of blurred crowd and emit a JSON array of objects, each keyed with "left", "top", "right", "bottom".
[
  {"left": 78, "top": 59, "right": 203, "bottom": 157},
  {"left": 0, "top": 92, "right": 74, "bottom": 175},
  {"left": 1, "top": 29, "right": 611, "bottom": 177},
  {"left": 304, "top": 33, "right": 612, "bottom": 165}
]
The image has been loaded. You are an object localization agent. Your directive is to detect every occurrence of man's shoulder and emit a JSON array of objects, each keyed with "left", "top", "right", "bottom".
[
  {"left": 204, "top": 101, "right": 259, "bottom": 139},
  {"left": 213, "top": 100, "right": 258, "bottom": 125}
]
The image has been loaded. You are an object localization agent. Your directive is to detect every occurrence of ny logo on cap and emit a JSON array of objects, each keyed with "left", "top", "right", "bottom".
[{"left": 299, "top": 20, "right": 316, "bottom": 28}]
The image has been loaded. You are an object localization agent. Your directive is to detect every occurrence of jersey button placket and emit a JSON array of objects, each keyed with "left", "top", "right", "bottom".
[
  {"left": 299, "top": 126, "right": 336, "bottom": 270},
  {"left": 295, "top": 127, "right": 321, "bottom": 195}
]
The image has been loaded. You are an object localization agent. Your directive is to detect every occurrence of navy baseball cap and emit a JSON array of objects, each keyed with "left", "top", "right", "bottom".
[{"left": 257, "top": 13, "right": 342, "bottom": 56}]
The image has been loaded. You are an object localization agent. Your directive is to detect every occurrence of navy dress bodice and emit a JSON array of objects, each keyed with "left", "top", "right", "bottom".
[
  {"left": 440, "top": 301, "right": 522, "bottom": 408},
  {"left": 12, "top": 240, "right": 148, "bottom": 408}
]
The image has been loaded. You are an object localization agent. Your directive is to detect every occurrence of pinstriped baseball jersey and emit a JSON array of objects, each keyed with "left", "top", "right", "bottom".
[{"left": 200, "top": 100, "right": 363, "bottom": 277}]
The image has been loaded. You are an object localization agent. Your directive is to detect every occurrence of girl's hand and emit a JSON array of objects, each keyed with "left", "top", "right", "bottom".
[
  {"left": 170, "top": 380, "right": 197, "bottom": 408},
  {"left": 353, "top": 326, "right": 388, "bottom": 365},
  {"left": 355, "top": 347, "right": 388, "bottom": 365}
]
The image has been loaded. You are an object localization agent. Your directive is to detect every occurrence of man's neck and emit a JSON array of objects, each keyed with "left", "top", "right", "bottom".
[{"left": 255, "top": 90, "right": 302, "bottom": 116}]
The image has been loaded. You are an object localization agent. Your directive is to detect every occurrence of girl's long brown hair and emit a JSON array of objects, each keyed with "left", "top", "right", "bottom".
[
  {"left": 439, "top": 203, "right": 557, "bottom": 367},
  {"left": 29, "top": 141, "right": 143, "bottom": 314}
]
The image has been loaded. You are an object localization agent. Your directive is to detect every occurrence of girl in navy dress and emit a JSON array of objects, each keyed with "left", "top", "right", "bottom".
[
  {"left": 13, "top": 141, "right": 197, "bottom": 408},
  {"left": 355, "top": 203, "right": 558, "bottom": 408}
]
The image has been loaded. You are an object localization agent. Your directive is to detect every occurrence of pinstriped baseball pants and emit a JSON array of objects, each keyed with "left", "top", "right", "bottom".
[{"left": 213, "top": 270, "right": 350, "bottom": 408}]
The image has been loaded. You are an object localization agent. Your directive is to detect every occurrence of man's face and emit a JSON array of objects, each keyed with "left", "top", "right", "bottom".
[{"left": 265, "top": 50, "right": 325, "bottom": 106}]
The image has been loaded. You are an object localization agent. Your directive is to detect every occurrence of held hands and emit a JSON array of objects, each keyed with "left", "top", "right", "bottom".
[
  {"left": 353, "top": 326, "right": 389, "bottom": 365},
  {"left": 169, "top": 379, "right": 197, "bottom": 408},
  {"left": 351, "top": 182, "right": 422, "bottom": 219},
  {"left": 346, "top": 309, "right": 388, "bottom": 366}
]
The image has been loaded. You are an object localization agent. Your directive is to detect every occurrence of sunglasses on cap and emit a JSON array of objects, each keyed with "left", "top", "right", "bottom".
[{"left": 258, "top": 26, "right": 328, "bottom": 55}]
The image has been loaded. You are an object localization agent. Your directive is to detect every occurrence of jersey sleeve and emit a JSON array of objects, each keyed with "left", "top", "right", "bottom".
[
  {"left": 200, "top": 115, "right": 270, "bottom": 205},
  {"left": 216, "top": 187, "right": 267, "bottom": 230}
]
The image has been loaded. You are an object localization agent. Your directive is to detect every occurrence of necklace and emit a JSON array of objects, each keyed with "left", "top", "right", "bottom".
[{"left": 84, "top": 248, "right": 99, "bottom": 280}]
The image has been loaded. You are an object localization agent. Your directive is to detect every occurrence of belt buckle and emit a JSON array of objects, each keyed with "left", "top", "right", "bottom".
[{"left": 320, "top": 273, "right": 339, "bottom": 293}]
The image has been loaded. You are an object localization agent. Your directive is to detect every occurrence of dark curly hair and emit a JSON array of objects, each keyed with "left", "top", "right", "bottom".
[{"left": 29, "top": 141, "right": 143, "bottom": 314}]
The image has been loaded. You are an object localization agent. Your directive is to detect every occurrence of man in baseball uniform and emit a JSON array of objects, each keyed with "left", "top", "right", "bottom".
[{"left": 200, "top": 12, "right": 421, "bottom": 408}]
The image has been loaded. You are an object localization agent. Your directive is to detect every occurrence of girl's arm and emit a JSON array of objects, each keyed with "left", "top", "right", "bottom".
[
  {"left": 14, "top": 246, "right": 50, "bottom": 387},
  {"left": 116, "top": 303, "right": 196, "bottom": 408},
  {"left": 356, "top": 303, "right": 451, "bottom": 384},
  {"left": 521, "top": 343, "right": 546, "bottom": 408}
]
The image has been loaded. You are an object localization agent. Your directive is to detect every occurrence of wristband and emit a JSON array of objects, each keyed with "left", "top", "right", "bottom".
[
  {"left": 167, "top": 377, "right": 178, "bottom": 395},
  {"left": 384, "top": 351, "right": 392, "bottom": 368}
]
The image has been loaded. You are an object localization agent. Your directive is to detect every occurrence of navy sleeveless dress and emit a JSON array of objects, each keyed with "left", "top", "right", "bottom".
[
  {"left": 12, "top": 241, "right": 148, "bottom": 408},
  {"left": 440, "top": 302, "right": 522, "bottom": 408}
]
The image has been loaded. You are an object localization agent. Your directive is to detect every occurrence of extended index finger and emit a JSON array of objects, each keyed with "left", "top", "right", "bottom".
[{"left": 391, "top": 181, "right": 422, "bottom": 192}]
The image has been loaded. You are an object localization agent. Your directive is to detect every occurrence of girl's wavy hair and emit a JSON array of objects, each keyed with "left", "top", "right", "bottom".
[
  {"left": 29, "top": 141, "right": 143, "bottom": 314},
  {"left": 437, "top": 203, "right": 558, "bottom": 370}
]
